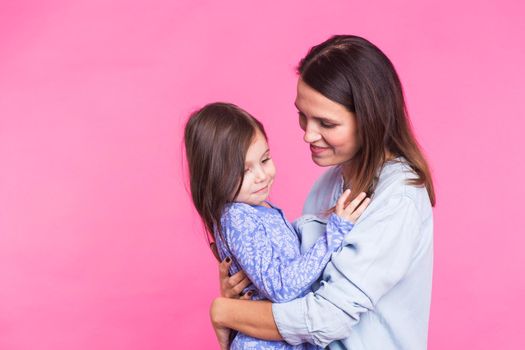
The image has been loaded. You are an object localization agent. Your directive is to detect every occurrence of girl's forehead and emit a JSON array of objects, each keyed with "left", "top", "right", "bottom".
[{"left": 246, "top": 132, "right": 269, "bottom": 159}]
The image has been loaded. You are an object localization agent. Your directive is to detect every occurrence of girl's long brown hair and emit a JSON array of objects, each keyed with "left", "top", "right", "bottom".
[
  {"left": 299, "top": 35, "right": 435, "bottom": 206},
  {"left": 184, "top": 102, "right": 267, "bottom": 258}
]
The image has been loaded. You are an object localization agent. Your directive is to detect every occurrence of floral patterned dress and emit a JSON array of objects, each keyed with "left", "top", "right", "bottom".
[{"left": 215, "top": 201, "right": 354, "bottom": 350}]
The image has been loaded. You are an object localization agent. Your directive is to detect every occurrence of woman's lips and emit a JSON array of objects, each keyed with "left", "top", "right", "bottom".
[{"left": 310, "top": 144, "right": 330, "bottom": 155}]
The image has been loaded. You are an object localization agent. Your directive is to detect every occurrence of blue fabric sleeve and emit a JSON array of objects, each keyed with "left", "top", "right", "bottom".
[{"left": 224, "top": 207, "right": 354, "bottom": 303}]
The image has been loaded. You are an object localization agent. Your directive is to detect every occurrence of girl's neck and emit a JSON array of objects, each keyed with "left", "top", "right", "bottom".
[{"left": 257, "top": 201, "right": 271, "bottom": 208}]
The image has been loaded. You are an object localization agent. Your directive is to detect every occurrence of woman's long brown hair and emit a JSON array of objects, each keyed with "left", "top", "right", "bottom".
[
  {"left": 184, "top": 102, "right": 267, "bottom": 259},
  {"left": 299, "top": 35, "right": 435, "bottom": 206}
]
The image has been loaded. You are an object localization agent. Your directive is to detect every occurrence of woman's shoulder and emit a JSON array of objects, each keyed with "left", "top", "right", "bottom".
[{"left": 375, "top": 159, "right": 432, "bottom": 212}]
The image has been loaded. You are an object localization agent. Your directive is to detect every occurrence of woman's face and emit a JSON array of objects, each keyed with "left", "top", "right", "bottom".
[{"left": 295, "top": 79, "right": 360, "bottom": 167}]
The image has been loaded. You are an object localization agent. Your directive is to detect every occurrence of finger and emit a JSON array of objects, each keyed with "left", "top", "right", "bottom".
[
  {"left": 230, "top": 275, "right": 251, "bottom": 293},
  {"left": 349, "top": 197, "right": 371, "bottom": 221},
  {"left": 345, "top": 192, "right": 367, "bottom": 214},
  {"left": 219, "top": 257, "right": 232, "bottom": 278},
  {"left": 240, "top": 290, "right": 254, "bottom": 300},
  {"left": 227, "top": 269, "right": 247, "bottom": 287},
  {"left": 225, "top": 276, "right": 251, "bottom": 298},
  {"left": 336, "top": 189, "right": 351, "bottom": 215}
]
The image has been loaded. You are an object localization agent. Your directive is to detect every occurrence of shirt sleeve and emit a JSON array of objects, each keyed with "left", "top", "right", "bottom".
[
  {"left": 224, "top": 206, "right": 354, "bottom": 303},
  {"left": 272, "top": 195, "right": 421, "bottom": 347}
]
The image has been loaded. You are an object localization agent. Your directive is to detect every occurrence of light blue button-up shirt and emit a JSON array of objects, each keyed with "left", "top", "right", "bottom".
[{"left": 272, "top": 160, "right": 434, "bottom": 350}]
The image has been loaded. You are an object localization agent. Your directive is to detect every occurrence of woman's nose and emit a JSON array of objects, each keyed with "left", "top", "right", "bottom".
[{"left": 303, "top": 123, "right": 321, "bottom": 143}]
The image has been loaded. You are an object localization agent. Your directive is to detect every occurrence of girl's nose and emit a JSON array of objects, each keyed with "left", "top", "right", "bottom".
[{"left": 254, "top": 167, "right": 267, "bottom": 182}]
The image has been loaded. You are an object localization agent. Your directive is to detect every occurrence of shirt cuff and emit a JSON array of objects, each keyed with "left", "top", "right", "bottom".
[
  {"left": 328, "top": 213, "right": 354, "bottom": 233},
  {"left": 272, "top": 297, "right": 313, "bottom": 346}
]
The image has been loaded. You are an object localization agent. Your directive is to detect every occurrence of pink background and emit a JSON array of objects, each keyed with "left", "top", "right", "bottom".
[{"left": 1, "top": 0, "right": 524, "bottom": 349}]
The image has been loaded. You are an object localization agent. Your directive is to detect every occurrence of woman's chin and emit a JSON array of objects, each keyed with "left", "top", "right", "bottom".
[{"left": 311, "top": 155, "right": 335, "bottom": 167}]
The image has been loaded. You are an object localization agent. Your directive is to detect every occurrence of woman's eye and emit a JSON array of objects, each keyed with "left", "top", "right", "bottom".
[
  {"left": 262, "top": 157, "right": 271, "bottom": 163},
  {"left": 320, "top": 121, "right": 336, "bottom": 128}
]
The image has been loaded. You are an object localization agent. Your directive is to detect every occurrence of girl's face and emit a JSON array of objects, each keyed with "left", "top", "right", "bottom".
[
  {"left": 295, "top": 79, "right": 360, "bottom": 167},
  {"left": 234, "top": 130, "right": 276, "bottom": 206}
]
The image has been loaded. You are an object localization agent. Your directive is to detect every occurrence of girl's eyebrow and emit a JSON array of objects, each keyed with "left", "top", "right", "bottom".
[
  {"left": 256, "top": 149, "right": 270, "bottom": 162},
  {"left": 245, "top": 149, "right": 271, "bottom": 166}
]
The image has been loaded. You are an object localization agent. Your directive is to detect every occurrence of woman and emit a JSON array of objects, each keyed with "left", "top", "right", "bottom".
[{"left": 210, "top": 35, "right": 435, "bottom": 350}]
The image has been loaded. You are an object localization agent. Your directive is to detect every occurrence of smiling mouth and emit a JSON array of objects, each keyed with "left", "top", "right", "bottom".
[
  {"left": 310, "top": 144, "right": 330, "bottom": 155},
  {"left": 253, "top": 186, "right": 268, "bottom": 194}
]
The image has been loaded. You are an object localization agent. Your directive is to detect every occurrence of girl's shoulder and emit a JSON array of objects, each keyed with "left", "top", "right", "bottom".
[
  {"left": 223, "top": 202, "right": 258, "bottom": 216},
  {"left": 220, "top": 203, "right": 267, "bottom": 240},
  {"left": 221, "top": 202, "right": 265, "bottom": 227}
]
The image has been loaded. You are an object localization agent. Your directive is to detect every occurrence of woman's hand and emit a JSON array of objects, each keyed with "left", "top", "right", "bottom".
[
  {"left": 219, "top": 257, "right": 252, "bottom": 299},
  {"left": 336, "top": 190, "right": 371, "bottom": 223}
]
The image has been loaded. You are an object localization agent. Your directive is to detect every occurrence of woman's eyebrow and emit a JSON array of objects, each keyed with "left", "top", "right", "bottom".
[
  {"left": 295, "top": 104, "right": 337, "bottom": 122},
  {"left": 315, "top": 116, "right": 338, "bottom": 123},
  {"left": 310, "top": 114, "right": 339, "bottom": 124}
]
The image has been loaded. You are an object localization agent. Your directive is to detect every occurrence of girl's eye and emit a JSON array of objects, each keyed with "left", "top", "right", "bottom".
[{"left": 262, "top": 157, "right": 271, "bottom": 163}]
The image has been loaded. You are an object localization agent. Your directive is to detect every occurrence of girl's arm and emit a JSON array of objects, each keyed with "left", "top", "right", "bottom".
[
  {"left": 224, "top": 191, "right": 368, "bottom": 302},
  {"left": 224, "top": 207, "right": 346, "bottom": 303}
]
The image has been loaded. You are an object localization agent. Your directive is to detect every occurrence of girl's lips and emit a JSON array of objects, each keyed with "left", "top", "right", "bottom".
[
  {"left": 253, "top": 185, "right": 268, "bottom": 194},
  {"left": 310, "top": 144, "right": 330, "bottom": 155}
]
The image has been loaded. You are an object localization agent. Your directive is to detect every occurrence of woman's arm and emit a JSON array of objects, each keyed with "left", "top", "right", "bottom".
[
  {"left": 273, "top": 195, "right": 425, "bottom": 347},
  {"left": 210, "top": 297, "right": 282, "bottom": 340},
  {"left": 216, "top": 194, "right": 426, "bottom": 347}
]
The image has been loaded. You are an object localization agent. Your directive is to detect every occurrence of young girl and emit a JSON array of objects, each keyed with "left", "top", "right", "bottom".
[{"left": 184, "top": 102, "right": 369, "bottom": 350}]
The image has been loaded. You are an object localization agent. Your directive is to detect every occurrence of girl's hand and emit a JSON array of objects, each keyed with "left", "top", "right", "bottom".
[
  {"left": 336, "top": 190, "right": 371, "bottom": 223},
  {"left": 219, "top": 257, "right": 252, "bottom": 299}
]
